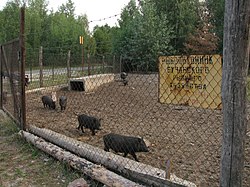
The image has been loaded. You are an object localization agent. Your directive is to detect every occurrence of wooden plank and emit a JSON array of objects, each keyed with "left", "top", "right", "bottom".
[
  {"left": 29, "top": 125, "right": 195, "bottom": 187},
  {"left": 220, "top": 0, "right": 250, "bottom": 186},
  {"left": 19, "top": 130, "right": 144, "bottom": 187}
]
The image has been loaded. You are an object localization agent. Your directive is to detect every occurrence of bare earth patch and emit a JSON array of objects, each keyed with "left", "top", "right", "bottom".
[{"left": 24, "top": 74, "right": 250, "bottom": 187}]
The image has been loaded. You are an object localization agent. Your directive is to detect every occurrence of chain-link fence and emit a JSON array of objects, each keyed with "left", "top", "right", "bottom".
[
  {"left": 23, "top": 48, "right": 250, "bottom": 186},
  {"left": 1, "top": 41, "right": 249, "bottom": 185},
  {"left": 0, "top": 39, "right": 22, "bottom": 125}
]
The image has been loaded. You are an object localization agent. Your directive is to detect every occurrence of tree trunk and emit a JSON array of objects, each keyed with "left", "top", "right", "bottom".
[{"left": 220, "top": 0, "right": 250, "bottom": 186}]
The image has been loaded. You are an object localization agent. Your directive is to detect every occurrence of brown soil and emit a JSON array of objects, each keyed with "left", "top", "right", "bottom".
[{"left": 25, "top": 74, "right": 250, "bottom": 187}]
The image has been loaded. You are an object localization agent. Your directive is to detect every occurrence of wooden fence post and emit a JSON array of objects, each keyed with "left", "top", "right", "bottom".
[
  {"left": 67, "top": 50, "right": 71, "bottom": 79},
  {"left": 20, "top": 6, "right": 26, "bottom": 130},
  {"left": 119, "top": 55, "right": 122, "bottom": 74},
  {"left": 39, "top": 46, "right": 43, "bottom": 88},
  {"left": 0, "top": 46, "right": 2, "bottom": 109},
  {"left": 87, "top": 53, "right": 90, "bottom": 76},
  {"left": 112, "top": 55, "right": 115, "bottom": 73},
  {"left": 102, "top": 55, "right": 105, "bottom": 73},
  {"left": 52, "top": 60, "right": 54, "bottom": 81},
  {"left": 220, "top": 0, "right": 250, "bottom": 186}
]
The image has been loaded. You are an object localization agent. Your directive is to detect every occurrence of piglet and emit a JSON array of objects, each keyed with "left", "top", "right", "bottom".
[
  {"left": 103, "top": 133, "right": 149, "bottom": 161},
  {"left": 59, "top": 96, "right": 67, "bottom": 111}
]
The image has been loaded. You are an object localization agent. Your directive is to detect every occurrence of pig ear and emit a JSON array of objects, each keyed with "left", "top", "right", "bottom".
[{"left": 138, "top": 138, "right": 143, "bottom": 143}]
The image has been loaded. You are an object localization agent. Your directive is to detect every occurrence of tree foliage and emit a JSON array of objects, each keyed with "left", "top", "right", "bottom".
[
  {"left": 0, "top": 0, "right": 224, "bottom": 71},
  {"left": 93, "top": 24, "right": 113, "bottom": 55},
  {"left": 152, "top": 0, "right": 200, "bottom": 53},
  {"left": 206, "top": 0, "right": 224, "bottom": 54},
  {"left": 184, "top": 2, "right": 219, "bottom": 54},
  {"left": 0, "top": 1, "right": 20, "bottom": 42}
]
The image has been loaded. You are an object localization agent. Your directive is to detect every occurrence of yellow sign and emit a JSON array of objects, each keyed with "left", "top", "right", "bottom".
[
  {"left": 79, "top": 36, "right": 84, "bottom": 45},
  {"left": 159, "top": 55, "right": 222, "bottom": 109}
]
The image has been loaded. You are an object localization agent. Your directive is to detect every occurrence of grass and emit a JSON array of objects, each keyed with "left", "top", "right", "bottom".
[
  {"left": 27, "top": 74, "right": 69, "bottom": 90},
  {"left": 0, "top": 113, "right": 102, "bottom": 187}
]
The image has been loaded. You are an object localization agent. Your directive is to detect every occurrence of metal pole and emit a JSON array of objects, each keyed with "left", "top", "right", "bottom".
[{"left": 20, "top": 6, "right": 26, "bottom": 130}]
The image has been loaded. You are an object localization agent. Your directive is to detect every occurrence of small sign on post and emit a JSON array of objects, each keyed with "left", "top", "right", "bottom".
[
  {"left": 79, "top": 36, "right": 84, "bottom": 45},
  {"left": 79, "top": 36, "right": 84, "bottom": 74}
]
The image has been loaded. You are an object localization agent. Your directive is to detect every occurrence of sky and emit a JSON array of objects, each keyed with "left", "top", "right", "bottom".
[{"left": 0, "top": 0, "right": 131, "bottom": 31}]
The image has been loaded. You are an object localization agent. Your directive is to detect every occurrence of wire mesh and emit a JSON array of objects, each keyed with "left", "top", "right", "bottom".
[
  {"left": 0, "top": 39, "right": 22, "bottom": 125},
  {"left": 1, "top": 44, "right": 248, "bottom": 186}
]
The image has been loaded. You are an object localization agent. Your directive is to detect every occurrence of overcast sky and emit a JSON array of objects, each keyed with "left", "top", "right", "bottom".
[{"left": 0, "top": 0, "right": 131, "bottom": 30}]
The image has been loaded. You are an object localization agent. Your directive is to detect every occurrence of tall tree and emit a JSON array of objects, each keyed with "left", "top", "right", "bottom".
[
  {"left": 184, "top": 2, "right": 219, "bottom": 54},
  {"left": 115, "top": 0, "right": 142, "bottom": 71},
  {"left": 58, "top": 0, "right": 75, "bottom": 18},
  {"left": 152, "top": 0, "right": 200, "bottom": 53},
  {"left": 26, "top": 0, "right": 48, "bottom": 49},
  {"left": 93, "top": 24, "right": 113, "bottom": 55},
  {"left": 0, "top": 1, "right": 20, "bottom": 42},
  {"left": 115, "top": 0, "right": 174, "bottom": 72},
  {"left": 206, "top": 0, "right": 225, "bottom": 54}
]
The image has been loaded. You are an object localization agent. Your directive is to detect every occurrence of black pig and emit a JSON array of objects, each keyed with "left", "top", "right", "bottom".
[
  {"left": 59, "top": 96, "right": 67, "bottom": 111},
  {"left": 41, "top": 95, "right": 56, "bottom": 109},
  {"left": 77, "top": 114, "right": 101, "bottom": 135},
  {"left": 103, "top": 133, "right": 149, "bottom": 161},
  {"left": 120, "top": 72, "right": 127, "bottom": 80}
]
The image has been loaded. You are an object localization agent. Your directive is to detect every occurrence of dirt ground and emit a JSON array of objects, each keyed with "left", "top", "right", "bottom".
[
  {"left": 0, "top": 111, "right": 103, "bottom": 187},
  {"left": 24, "top": 74, "right": 250, "bottom": 187}
]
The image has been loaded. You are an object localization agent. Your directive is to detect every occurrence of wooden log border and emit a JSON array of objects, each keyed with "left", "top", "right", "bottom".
[
  {"left": 28, "top": 125, "right": 196, "bottom": 187},
  {"left": 19, "top": 130, "right": 144, "bottom": 187}
]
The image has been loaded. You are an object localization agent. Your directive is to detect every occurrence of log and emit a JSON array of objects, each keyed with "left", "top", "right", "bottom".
[
  {"left": 19, "top": 130, "right": 144, "bottom": 187},
  {"left": 29, "top": 126, "right": 196, "bottom": 187}
]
